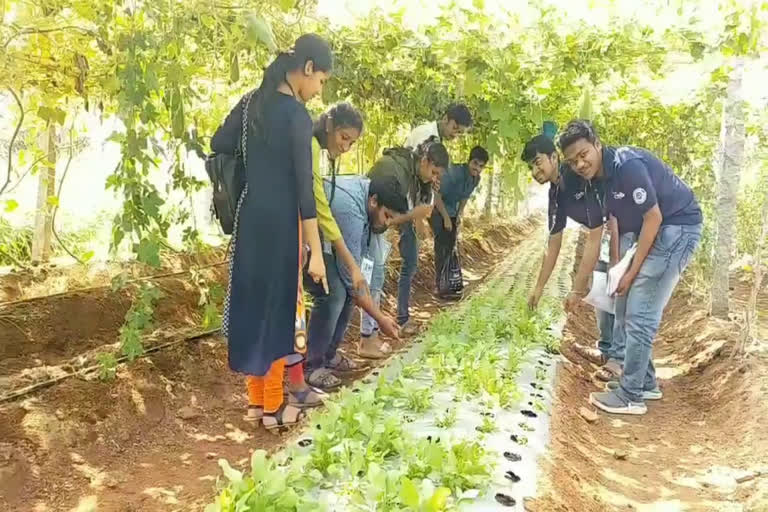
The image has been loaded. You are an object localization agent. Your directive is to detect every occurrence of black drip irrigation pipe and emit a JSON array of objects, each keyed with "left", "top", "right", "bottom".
[{"left": 0, "top": 327, "right": 221, "bottom": 405}]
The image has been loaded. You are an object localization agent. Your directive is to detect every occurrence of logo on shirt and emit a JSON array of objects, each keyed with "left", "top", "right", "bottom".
[
  {"left": 633, "top": 188, "right": 647, "bottom": 205},
  {"left": 612, "top": 191, "right": 625, "bottom": 200},
  {"left": 574, "top": 191, "right": 585, "bottom": 200}
]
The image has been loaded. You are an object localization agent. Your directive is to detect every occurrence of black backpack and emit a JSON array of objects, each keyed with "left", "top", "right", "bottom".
[{"left": 204, "top": 92, "right": 253, "bottom": 235}]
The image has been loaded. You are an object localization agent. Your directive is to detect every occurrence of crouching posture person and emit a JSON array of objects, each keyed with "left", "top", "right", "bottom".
[{"left": 304, "top": 174, "right": 406, "bottom": 390}]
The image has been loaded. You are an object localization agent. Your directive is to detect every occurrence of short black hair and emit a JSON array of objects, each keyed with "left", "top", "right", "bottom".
[
  {"left": 558, "top": 119, "right": 599, "bottom": 152},
  {"left": 469, "top": 146, "right": 489, "bottom": 164},
  {"left": 444, "top": 103, "right": 473, "bottom": 127},
  {"left": 520, "top": 135, "right": 556, "bottom": 163},
  {"left": 369, "top": 174, "right": 408, "bottom": 214},
  {"left": 416, "top": 136, "right": 450, "bottom": 169}
]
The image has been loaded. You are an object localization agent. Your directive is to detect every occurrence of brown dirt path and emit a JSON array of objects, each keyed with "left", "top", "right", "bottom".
[{"left": 529, "top": 286, "right": 768, "bottom": 512}]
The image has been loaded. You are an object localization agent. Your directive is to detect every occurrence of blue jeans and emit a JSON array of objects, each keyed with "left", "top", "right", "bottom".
[
  {"left": 396, "top": 221, "right": 419, "bottom": 325},
  {"left": 616, "top": 224, "right": 702, "bottom": 403},
  {"left": 596, "top": 309, "right": 614, "bottom": 358},
  {"left": 361, "top": 234, "right": 388, "bottom": 336},
  {"left": 304, "top": 252, "right": 355, "bottom": 373},
  {"left": 605, "top": 233, "right": 638, "bottom": 363}
]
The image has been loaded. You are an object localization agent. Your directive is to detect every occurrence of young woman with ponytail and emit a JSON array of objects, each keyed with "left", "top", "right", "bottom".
[{"left": 211, "top": 33, "right": 333, "bottom": 430}]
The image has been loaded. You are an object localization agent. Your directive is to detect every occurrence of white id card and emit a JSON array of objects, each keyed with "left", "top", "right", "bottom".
[
  {"left": 322, "top": 240, "right": 332, "bottom": 255},
  {"left": 361, "top": 256, "right": 374, "bottom": 285}
]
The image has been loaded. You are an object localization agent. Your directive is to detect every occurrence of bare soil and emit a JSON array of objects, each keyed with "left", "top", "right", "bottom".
[
  {"left": 0, "top": 217, "right": 538, "bottom": 512},
  {"left": 529, "top": 284, "right": 768, "bottom": 512}
]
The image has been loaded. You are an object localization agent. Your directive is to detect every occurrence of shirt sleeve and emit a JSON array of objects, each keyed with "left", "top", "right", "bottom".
[
  {"left": 311, "top": 139, "right": 343, "bottom": 242},
  {"left": 210, "top": 95, "right": 246, "bottom": 155},
  {"left": 616, "top": 158, "right": 658, "bottom": 218},
  {"left": 333, "top": 199, "right": 367, "bottom": 292},
  {"left": 439, "top": 167, "right": 455, "bottom": 196},
  {"left": 404, "top": 127, "right": 420, "bottom": 149},
  {"left": 290, "top": 108, "right": 317, "bottom": 220}
]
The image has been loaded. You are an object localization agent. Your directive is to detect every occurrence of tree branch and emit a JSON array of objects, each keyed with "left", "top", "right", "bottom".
[
  {"left": 1, "top": 87, "right": 24, "bottom": 198},
  {"left": 51, "top": 128, "right": 84, "bottom": 264},
  {"left": 3, "top": 25, "right": 96, "bottom": 49}
]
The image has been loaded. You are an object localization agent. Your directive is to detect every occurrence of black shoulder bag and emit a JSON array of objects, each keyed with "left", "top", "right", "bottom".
[{"left": 204, "top": 92, "right": 253, "bottom": 235}]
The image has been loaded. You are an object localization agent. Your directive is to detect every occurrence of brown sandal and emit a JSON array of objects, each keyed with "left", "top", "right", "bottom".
[
  {"left": 572, "top": 343, "right": 607, "bottom": 366},
  {"left": 358, "top": 337, "right": 393, "bottom": 360},
  {"left": 594, "top": 360, "right": 622, "bottom": 382}
]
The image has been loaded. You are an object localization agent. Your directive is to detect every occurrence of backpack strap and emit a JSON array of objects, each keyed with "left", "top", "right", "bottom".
[{"left": 240, "top": 91, "right": 255, "bottom": 172}]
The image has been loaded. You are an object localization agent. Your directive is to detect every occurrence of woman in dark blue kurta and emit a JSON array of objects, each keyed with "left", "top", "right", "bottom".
[{"left": 211, "top": 34, "right": 333, "bottom": 429}]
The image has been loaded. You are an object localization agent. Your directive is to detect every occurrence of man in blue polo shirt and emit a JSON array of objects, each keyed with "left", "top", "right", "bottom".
[
  {"left": 521, "top": 134, "right": 619, "bottom": 370},
  {"left": 559, "top": 120, "right": 703, "bottom": 416},
  {"left": 432, "top": 146, "right": 489, "bottom": 297}
]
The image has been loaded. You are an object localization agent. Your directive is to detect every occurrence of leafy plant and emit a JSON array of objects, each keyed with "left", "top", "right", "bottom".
[
  {"left": 399, "top": 478, "right": 452, "bottom": 512},
  {"left": 209, "top": 280, "right": 555, "bottom": 509},
  {"left": 119, "top": 283, "right": 164, "bottom": 361},
  {"left": 97, "top": 353, "right": 118, "bottom": 381},
  {"left": 405, "top": 386, "right": 434, "bottom": 413},
  {"left": 435, "top": 408, "right": 457, "bottom": 429},
  {"left": 190, "top": 269, "right": 226, "bottom": 329},
  {"left": 476, "top": 416, "right": 497, "bottom": 434}
]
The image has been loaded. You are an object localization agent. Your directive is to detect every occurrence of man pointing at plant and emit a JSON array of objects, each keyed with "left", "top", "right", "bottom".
[
  {"left": 521, "top": 134, "right": 620, "bottom": 379},
  {"left": 303, "top": 174, "right": 407, "bottom": 390},
  {"left": 559, "top": 120, "right": 703, "bottom": 416}
]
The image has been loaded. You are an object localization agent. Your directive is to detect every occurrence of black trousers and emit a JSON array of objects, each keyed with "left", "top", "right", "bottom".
[{"left": 431, "top": 211, "right": 458, "bottom": 286}]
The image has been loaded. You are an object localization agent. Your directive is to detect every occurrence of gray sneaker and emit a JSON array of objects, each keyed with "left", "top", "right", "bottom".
[
  {"left": 589, "top": 391, "right": 647, "bottom": 416},
  {"left": 604, "top": 381, "right": 663, "bottom": 401}
]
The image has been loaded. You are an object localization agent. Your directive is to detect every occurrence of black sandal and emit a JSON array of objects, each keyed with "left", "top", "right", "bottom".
[{"left": 262, "top": 403, "right": 306, "bottom": 431}]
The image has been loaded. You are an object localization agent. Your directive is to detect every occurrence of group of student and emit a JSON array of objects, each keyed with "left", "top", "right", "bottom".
[
  {"left": 522, "top": 121, "right": 702, "bottom": 417},
  {"left": 211, "top": 34, "right": 485, "bottom": 429},
  {"left": 211, "top": 32, "right": 702, "bottom": 429}
]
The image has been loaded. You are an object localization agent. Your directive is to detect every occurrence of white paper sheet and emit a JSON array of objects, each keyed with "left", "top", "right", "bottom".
[
  {"left": 607, "top": 243, "right": 637, "bottom": 296},
  {"left": 583, "top": 270, "right": 615, "bottom": 314}
]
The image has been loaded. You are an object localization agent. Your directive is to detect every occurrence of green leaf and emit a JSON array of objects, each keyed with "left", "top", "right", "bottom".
[
  {"left": 689, "top": 42, "right": 706, "bottom": 61},
  {"left": 426, "top": 487, "right": 451, "bottom": 511},
  {"left": 4, "top": 199, "right": 18, "bottom": 213},
  {"left": 463, "top": 69, "right": 482, "bottom": 97},
  {"left": 278, "top": 0, "right": 295, "bottom": 11},
  {"left": 136, "top": 238, "right": 161, "bottom": 267},
  {"left": 579, "top": 87, "right": 593, "bottom": 119},
  {"left": 230, "top": 53, "right": 240, "bottom": 83},
  {"left": 245, "top": 14, "right": 277, "bottom": 52},
  {"left": 46, "top": 196, "right": 59, "bottom": 207},
  {"left": 499, "top": 118, "right": 520, "bottom": 139},
  {"left": 81, "top": 251, "right": 95, "bottom": 263},
  {"left": 473, "top": 0, "right": 485, "bottom": 10},
  {"left": 489, "top": 101, "right": 507, "bottom": 121},
  {"left": 141, "top": 192, "right": 164, "bottom": 220},
  {"left": 400, "top": 478, "right": 420, "bottom": 509},
  {"left": 171, "top": 88, "right": 185, "bottom": 138},
  {"left": 218, "top": 459, "right": 243, "bottom": 484}
]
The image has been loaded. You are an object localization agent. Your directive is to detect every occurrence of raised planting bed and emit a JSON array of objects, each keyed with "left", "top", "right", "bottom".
[{"left": 205, "top": 264, "right": 563, "bottom": 512}]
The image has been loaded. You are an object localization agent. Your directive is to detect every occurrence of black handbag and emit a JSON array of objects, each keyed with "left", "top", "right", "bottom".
[
  {"left": 438, "top": 243, "right": 464, "bottom": 296},
  {"left": 204, "top": 92, "right": 253, "bottom": 235}
]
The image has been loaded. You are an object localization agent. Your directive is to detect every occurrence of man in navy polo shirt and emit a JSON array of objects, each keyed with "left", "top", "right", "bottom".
[
  {"left": 521, "top": 134, "right": 618, "bottom": 369},
  {"left": 559, "top": 120, "right": 703, "bottom": 416}
]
